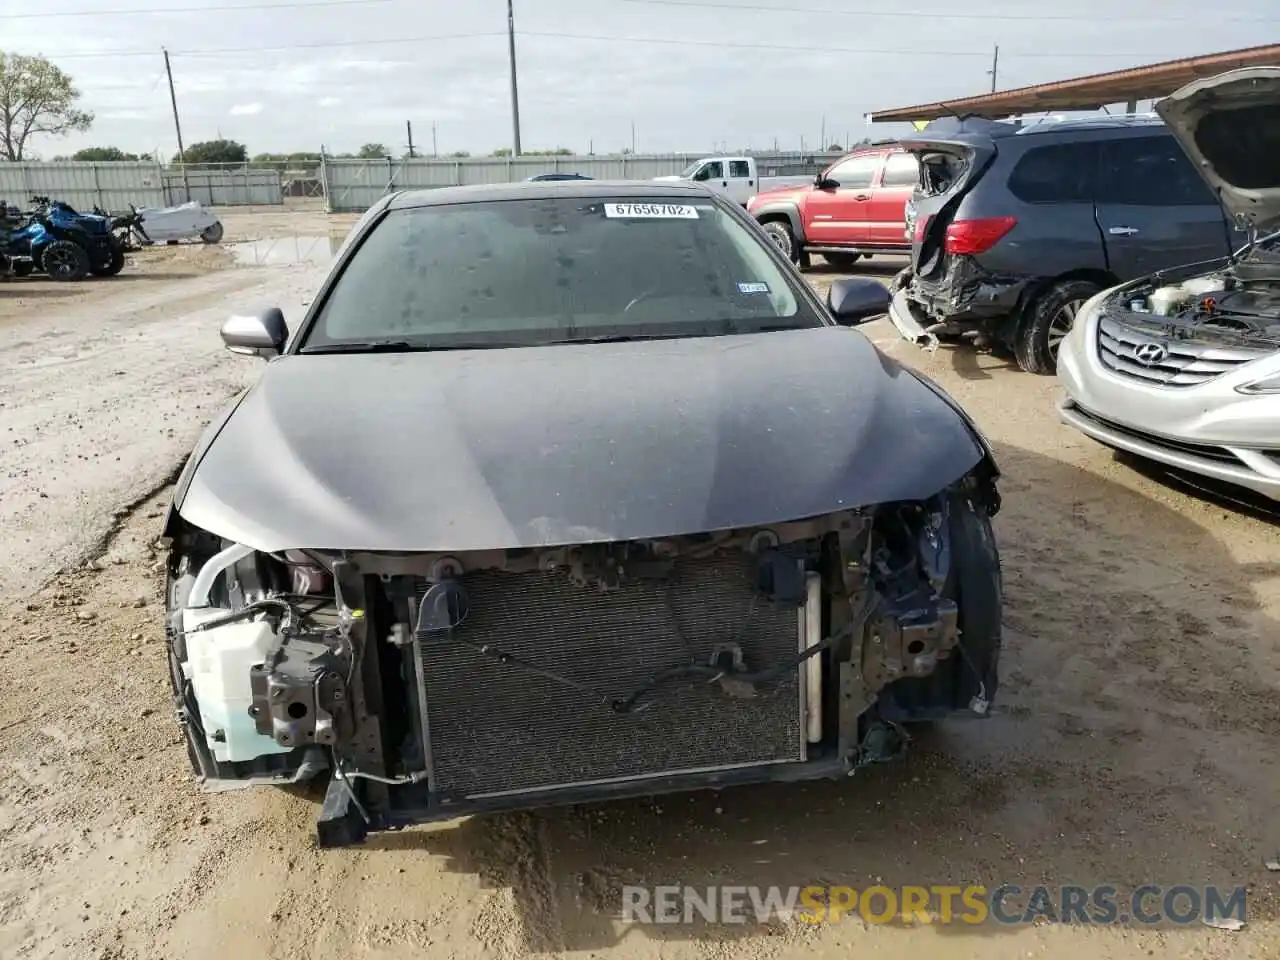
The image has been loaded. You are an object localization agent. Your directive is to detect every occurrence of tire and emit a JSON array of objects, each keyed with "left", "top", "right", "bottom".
[
  {"left": 759, "top": 218, "right": 798, "bottom": 263},
  {"left": 823, "top": 252, "right": 863, "bottom": 271},
  {"left": 90, "top": 237, "right": 125, "bottom": 277},
  {"left": 40, "top": 240, "right": 91, "bottom": 282},
  {"left": 200, "top": 221, "right": 224, "bottom": 244},
  {"left": 1013, "top": 279, "right": 1101, "bottom": 375}
]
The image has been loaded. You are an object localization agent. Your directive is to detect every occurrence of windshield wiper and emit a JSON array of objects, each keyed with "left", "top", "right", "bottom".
[{"left": 303, "top": 339, "right": 523, "bottom": 354}]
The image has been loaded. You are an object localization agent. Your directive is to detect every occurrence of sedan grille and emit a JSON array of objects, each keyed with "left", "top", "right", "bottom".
[
  {"left": 413, "top": 553, "right": 806, "bottom": 799},
  {"left": 1097, "top": 316, "right": 1265, "bottom": 387}
]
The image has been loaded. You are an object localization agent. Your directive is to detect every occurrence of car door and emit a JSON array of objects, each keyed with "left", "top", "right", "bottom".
[
  {"left": 691, "top": 160, "right": 726, "bottom": 196},
  {"left": 802, "top": 153, "right": 883, "bottom": 246},
  {"left": 726, "top": 159, "right": 756, "bottom": 204},
  {"left": 1095, "top": 134, "right": 1233, "bottom": 280},
  {"left": 866, "top": 151, "right": 918, "bottom": 246}
]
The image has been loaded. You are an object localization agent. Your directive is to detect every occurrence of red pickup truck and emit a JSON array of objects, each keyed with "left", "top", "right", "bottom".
[{"left": 747, "top": 143, "right": 917, "bottom": 270}]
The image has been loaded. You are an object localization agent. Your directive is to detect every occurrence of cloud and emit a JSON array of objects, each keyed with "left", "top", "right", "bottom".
[
  {"left": 229, "top": 103, "right": 263, "bottom": 116},
  {"left": 317, "top": 96, "right": 342, "bottom": 108}
]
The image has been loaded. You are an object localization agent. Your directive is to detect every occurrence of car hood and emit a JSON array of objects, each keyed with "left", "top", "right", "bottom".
[
  {"left": 175, "top": 327, "right": 986, "bottom": 553},
  {"left": 1155, "top": 66, "right": 1280, "bottom": 231}
]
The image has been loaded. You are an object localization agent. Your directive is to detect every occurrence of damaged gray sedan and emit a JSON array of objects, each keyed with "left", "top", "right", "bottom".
[{"left": 161, "top": 182, "right": 1003, "bottom": 846}]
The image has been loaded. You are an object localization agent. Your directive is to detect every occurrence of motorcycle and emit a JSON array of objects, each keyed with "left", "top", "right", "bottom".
[
  {"left": 103, "top": 204, "right": 152, "bottom": 251},
  {"left": 130, "top": 199, "right": 223, "bottom": 244},
  {"left": 29, "top": 195, "right": 125, "bottom": 277}
]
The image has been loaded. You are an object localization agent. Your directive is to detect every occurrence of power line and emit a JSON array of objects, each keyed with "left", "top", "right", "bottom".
[
  {"left": 9, "top": 0, "right": 1280, "bottom": 23},
  {"left": 14, "top": 28, "right": 1250, "bottom": 61},
  {"left": 516, "top": 31, "right": 1183, "bottom": 59},
  {"left": 0, "top": 0, "right": 391, "bottom": 18},
  {"left": 611, "top": 0, "right": 1280, "bottom": 23},
  {"left": 25, "top": 31, "right": 506, "bottom": 59}
]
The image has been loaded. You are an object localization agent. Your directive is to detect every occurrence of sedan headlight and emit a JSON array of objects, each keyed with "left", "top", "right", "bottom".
[{"left": 1236, "top": 372, "right": 1280, "bottom": 395}]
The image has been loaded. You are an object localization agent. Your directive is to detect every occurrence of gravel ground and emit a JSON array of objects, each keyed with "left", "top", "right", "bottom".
[{"left": 0, "top": 224, "right": 1277, "bottom": 960}]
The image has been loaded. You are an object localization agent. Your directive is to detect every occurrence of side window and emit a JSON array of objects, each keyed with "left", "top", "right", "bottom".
[
  {"left": 1098, "top": 135, "right": 1217, "bottom": 206},
  {"left": 825, "top": 154, "right": 880, "bottom": 190},
  {"left": 697, "top": 161, "right": 724, "bottom": 181},
  {"left": 880, "top": 153, "right": 919, "bottom": 187},
  {"left": 728, "top": 160, "right": 751, "bottom": 179},
  {"left": 1007, "top": 142, "right": 1102, "bottom": 204}
]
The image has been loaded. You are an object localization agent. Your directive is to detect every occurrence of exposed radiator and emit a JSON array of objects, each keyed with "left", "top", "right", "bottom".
[{"left": 413, "top": 553, "right": 806, "bottom": 798}]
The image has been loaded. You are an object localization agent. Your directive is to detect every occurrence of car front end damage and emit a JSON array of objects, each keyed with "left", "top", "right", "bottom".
[{"left": 163, "top": 465, "right": 1001, "bottom": 847}]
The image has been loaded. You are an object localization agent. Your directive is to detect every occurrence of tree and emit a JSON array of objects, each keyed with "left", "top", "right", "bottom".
[
  {"left": 72, "top": 146, "right": 140, "bottom": 162},
  {"left": 826, "top": 143, "right": 844, "bottom": 152},
  {"left": 0, "top": 52, "right": 94, "bottom": 161},
  {"left": 356, "top": 142, "right": 389, "bottom": 159},
  {"left": 174, "top": 139, "right": 248, "bottom": 166},
  {"left": 447, "top": 150, "right": 471, "bottom": 158},
  {"left": 491, "top": 147, "right": 512, "bottom": 157}
]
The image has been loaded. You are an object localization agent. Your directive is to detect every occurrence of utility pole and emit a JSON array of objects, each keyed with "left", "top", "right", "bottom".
[
  {"left": 988, "top": 43, "right": 999, "bottom": 93},
  {"left": 406, "top": 120, "right": 416, "bottom": 158},
  {"left": 506, "top": 0, "right": 522, "bottom": 156},
  {"left": 630, "top": 121, "right": 636, "bottom": 154},
  {"left": 162, "top": 48, "right": 191, "bottom": 202},
  {"left": 432, "top": 122, "right": 438, "bottom": 157},
  {"left": 819, "top": 115, "right": 826, "bottom": 151}
]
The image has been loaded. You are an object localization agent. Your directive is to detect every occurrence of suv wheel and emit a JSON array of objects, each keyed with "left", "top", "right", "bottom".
[
  {"left": 1014, "top": 279, "right": 1100, "bottom": 375},
  {"left": 760, "top": 219, "right": 798, "bottom": 262}
]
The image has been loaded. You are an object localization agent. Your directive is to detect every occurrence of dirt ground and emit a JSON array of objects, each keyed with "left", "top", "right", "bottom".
[{"left": 0, "top": 214, "right": 1277, "bottom": 960}]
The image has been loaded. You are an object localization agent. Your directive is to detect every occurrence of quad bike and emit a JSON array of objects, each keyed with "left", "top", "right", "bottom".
[
  {"left": 2, "top": 214, "right": 91, "bottom": 281},
  {"left": 30, "top": 195, "right": 125, "bottom": 277}
]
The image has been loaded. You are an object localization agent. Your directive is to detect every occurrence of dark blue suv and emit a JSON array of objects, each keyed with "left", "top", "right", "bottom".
[{"left": 889, "top": 115, "right": 1246, "bottom": 373}]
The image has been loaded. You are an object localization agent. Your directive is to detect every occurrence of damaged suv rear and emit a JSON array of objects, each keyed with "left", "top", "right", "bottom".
[
  {"left": 1058, "top": 67, "right": 1280, "bottom": 502},
  {"left": 160, "top": 181, "right": 1003, "bottom": 847},
  {"left": 890, "top": 112, "right": 1245, "bottom": 374}
]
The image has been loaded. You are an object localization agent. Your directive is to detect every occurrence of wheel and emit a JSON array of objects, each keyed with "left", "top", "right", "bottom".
[
  {"left": 759, "top": 218, "right": 798, "bottom": 263},
  {"left": 40, "top": 240, "right": 91, "bottom": 281},
  {"left": 90, "top": 237, "right": 125, "bottom": 277},
  {"left": 200, "top": 221, "right": 224, "bottom": 244},
  {"left": 823, "top": 252, "right": 863, "bottom": 270},
  {"left": 1013, "top": 279, "right": 1101, "bottom": 375}
]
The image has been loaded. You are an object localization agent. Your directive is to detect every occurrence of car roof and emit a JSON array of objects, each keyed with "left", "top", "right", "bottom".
[{"left": 388, "top": 180, "right": 710, "bottom": 208}]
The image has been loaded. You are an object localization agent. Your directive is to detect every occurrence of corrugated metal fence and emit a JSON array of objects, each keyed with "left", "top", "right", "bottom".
[
  {"left": 0, "top": 161, "right": 282, "bottom": 209},
  {"left": 161, "top": 168, "right": 283, "bottom": 206},
  {"left": 0, "top": 151, "right": 845, "bottom": 214},
  {"left": 0, "top": 162, "right": 167, "bottom": 211},
  {"left": 321, "top": 152, "right": 842, "bottom": 213}
]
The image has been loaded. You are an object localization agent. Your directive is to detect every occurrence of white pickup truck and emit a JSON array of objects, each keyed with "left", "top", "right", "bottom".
[{"left": 653, "top": 156, "right": 813, "bottom": 206}]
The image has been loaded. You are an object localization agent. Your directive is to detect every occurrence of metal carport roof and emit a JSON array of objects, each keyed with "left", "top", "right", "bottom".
[{"left": 868, "top": 43, "right": 1280, "bottom": 123}]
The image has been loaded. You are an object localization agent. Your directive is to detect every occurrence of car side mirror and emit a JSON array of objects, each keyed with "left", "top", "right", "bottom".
[
  {"left": 828, "top": 278, "right": 890, "bottom": 326},
  {"left": 221, "top": 307, "right": 288, "bottom": 358},
  {"left": 816, "top": 176, "right": 839, "bottom": 190}
]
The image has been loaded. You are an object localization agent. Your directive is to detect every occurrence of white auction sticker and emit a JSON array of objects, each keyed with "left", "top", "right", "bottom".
[
  {"left": 737, "top": 282, "right": 770, "bottom": 294},
  {"left": 603, "top": 203, "right": 699, "bottom": 219}
]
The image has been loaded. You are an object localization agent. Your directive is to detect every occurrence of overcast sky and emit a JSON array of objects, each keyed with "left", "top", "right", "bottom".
[{"left": 5, "top": 0, "right": 1278, "bottom": 158}]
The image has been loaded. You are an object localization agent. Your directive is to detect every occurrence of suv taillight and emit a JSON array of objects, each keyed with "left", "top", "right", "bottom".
[
  {"left": 944, "top": 216, "right": 1017, "bottom": 256},
  {"left": 913, "top": 215, "right": 931, "bottom": 242}
]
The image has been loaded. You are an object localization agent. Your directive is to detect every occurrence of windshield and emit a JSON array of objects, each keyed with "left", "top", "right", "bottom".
[
  {"left": 301, "top": 196, "right": 819, "bottom": 351},
  {"left": 678, "top": 161, "right": 702, "bottom": 178}
]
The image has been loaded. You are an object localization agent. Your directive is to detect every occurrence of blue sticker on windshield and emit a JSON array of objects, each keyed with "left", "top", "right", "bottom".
[{"left": 738, "top": 282, "right": 770, "bottom": 294}]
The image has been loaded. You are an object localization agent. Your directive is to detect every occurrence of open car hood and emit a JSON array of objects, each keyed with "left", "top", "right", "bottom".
[
  {"left": 1155, "top": 66, "right": 1280, "bottom": 232},
  {"left": 173, "top": 327, "right": 988, "bottom": 554}
]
